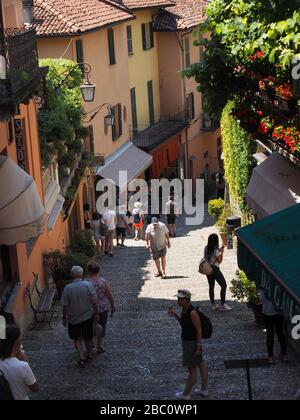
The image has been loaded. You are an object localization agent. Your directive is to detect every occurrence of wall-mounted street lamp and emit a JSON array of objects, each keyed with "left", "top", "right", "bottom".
[{"left": 81, "top": 103, "right": 114, "bottom": 125}]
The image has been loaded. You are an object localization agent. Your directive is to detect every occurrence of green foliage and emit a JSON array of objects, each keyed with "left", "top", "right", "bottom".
[
  {"left": 39, "top": 59, "right": 85, "bottom": 167},
  {"left": 230, "top": 270, "right": 260, "bottom": 306},
  {"left": 44, "top": 249, "right": 91, "bottom": 281},
  {"left": 208, "top": 198, "right": 225, "bottom": 221},
  {"left": 183, "top": 0, "right": 300, "bottom": 118},
  {"left": 216, "top": 204, "right": 232, "bottom": 234},
  {"left": 221, "top": 101, "right": 256, "bottom": 213},
  {"left": 69, "top": 230, "right": 96, "bottom": 258}
]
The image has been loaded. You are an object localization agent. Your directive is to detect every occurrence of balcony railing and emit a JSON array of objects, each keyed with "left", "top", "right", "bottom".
[
  {"left": 0, "top": 27, "right": 45, "bottom": 112},
  {"left": 130, "top": 110, "right": 188, "bottom": 150}
]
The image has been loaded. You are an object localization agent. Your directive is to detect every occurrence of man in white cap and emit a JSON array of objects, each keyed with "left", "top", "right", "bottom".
[
  {"left": 146, "top": 217, "right": 171, "bottom": 279},
  {"left": 169, "top": 289, "right": 209, "bottom": 400},
  {"left": 62, "top": 266, "right": 99, "bottom": 368}
]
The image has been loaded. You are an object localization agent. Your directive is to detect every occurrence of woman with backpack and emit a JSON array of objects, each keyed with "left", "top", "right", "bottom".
[
  {"left": 168, "top": 289, "right": 209, "bottom": 400},
  {"left": 91, "top": 212, "right": 107, "bottom": 258},
  {"left": 132, "top": 202, "right": 144, "bottom": 241},
  {"left": 204, "top": 234, "right": 232, "bottom": 312}
]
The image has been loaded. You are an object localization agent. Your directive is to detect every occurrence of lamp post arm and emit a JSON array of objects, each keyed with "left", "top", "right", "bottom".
[{"left": 81, "top": 103, "right": 112, "bottom": 123}]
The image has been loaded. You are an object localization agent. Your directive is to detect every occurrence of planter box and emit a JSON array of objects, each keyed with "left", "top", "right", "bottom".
[{"left": 277, "top": 97, "right": 297, "bottom": 112}]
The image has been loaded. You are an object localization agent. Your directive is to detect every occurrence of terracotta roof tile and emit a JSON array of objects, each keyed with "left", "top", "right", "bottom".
[
  {"left": 122, "top": 0, "right": 175, "bottom": 10},
  {"left": 32, "top": 0, "right": 134, "bottom": 36},
  {"left": 154, "top": 0, "right": 208, "bottom": 31}
]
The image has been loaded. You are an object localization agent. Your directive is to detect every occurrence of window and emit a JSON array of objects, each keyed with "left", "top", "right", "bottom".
[
  {"left": 108, "top": 29, "right": 116, "bottom": 65},
  {"left": 142, "top": 23, "right": 154, "bottom": 50},
  {"left": 147, "top": 81, "right": 155, "bottom": 125},
  {"left": 184, "top": 36, "right": 190, "bottom": 68},
  {"left": 130, "top": 88, "right": 138, "bottom": 131},
  {"left": 75, "top": 39, "right": 84, "bottom": 73},
  {"left": 127, "top": 26, "right": 133, "bottom": 55},
  {"left": 0, "top": 246, "right": 12, "bottom": 290},
  {"left": 186, "top": 92, "right": 195, "bottom": 121},
  {"left": 112, "top": 103, "right": 122, "bottom": 141}
]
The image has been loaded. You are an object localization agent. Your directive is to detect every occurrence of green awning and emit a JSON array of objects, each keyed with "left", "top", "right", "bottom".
[{"left": 237, "top": 204, "right": 300, "bottom": 321}]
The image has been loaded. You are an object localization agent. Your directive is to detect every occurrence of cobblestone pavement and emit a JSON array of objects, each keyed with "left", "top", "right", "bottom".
[{"left": 24, "top": 211, "right": 300, "bottom": 400}]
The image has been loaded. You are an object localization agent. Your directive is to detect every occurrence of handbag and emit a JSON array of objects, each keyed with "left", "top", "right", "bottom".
[
  {"left": 199, "top": 258, "right": 213, "bottom": 276},
  {"left": 93, "top": 322, "right": 103, "bottom": 338}
]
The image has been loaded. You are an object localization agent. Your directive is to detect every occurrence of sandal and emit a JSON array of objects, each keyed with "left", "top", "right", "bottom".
[
  {"left": 78, "top": 359, "right": 86, "bottom": 368},
  {"left": 155, "top": 272, "right": 163, "bottom": 278}
]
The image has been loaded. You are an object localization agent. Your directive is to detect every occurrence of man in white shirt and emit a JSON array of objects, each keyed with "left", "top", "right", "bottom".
[
  {"left": 0, "top": 324, "right": 38, "bottom": 400},
  {"left": 103, "top": 208, "right": 117, "bottom": 257},
  {"left": 146, "top": 217, "right": 171, "bottom": 279}
]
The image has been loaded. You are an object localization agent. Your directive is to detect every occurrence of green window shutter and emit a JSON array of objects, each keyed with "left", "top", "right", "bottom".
[
  {"left": 118, "top": 103, "right": 122, "bottom": 137},
  {"left": 75, "top": 39, "right": 84, "bottom": 73},
  {"left": 112, "top": 106, "right": 116, "bottom": 141},
  {"left": 191, "top": 92, "right": 195, "bottom": 119},
  {"left": 142, "top": 24, "right": 147, "bottom": 50},
  {"left": 89, "top": 126, "right": 94, "bottom": 155},
  {"left": 150, "top": 23, "right": 154, "bottom": 49},
  {"left": 147, "top": 81, "right": 155, "bottom": 125},
  {"left": 108, "top": 29, "right": 116, "bottom": 65},
  {"left": 130, "top": 88, "right": 138, "bottom": 130},
  {"left": 127, "top": 26, "right": 133, "bottom": 55}
]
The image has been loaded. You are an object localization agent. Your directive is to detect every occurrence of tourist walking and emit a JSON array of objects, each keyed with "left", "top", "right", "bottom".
[
  {"left": 91, "top": 212, "right": 106, "bottom": 258},
  {"left": 103, "top": 208, "right": 117, "bottom": 257},
  {"left": 204, "top": 234, "right": 232, "bottom": 311},
  {"left": 61, "top": 266, "right": 99, "bottom": 368},
  {"left": 259, "top": 290, "right": 288, "bottom": 364},
  {"left": 87, "top": 262, "right": 116, "bottom": 354},
  {"left": 165, "top": 196, "right": 179, "bottom": 238},
  {"left": 0, "top": 325, "right": 38, "bottom": 400},
  {"left": 117, "top": 207, "right": 131, "bottom": 248},
  {"left": 145, "top": 217, "right": 170, "bottom": 279},
  {"left": 132, "top": 202, "right": 144, "bottom": 241},
  {"left": 169, "top": 289, "right": 209, "bottom": 400}
]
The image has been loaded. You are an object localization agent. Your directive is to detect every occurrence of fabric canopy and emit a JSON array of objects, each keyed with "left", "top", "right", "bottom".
[
  {"left": 237, "top": 204, "right": 300, "bottom": 321},
  {"left": 96, "top": 142, "right": 153, "bottom": 189},
  {"left": 0, "top": 156, "right": 45, "bottom": 245},
  {"left": 246, "top": 152, "right": 300, "bottom": 219}
]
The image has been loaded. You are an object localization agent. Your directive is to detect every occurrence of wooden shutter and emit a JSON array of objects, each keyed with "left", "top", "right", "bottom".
[
  {"left": 130, "top": 88, "right": 138, "bottom": 130},
  {"left": 147, "top": 81, "right": 155, "bottom": 125},
  {"left": 75, "top": 39, "right": 84, "bottom": 73},
  {"left": 89, "top": 126, "right": 94, "bottom": 155},
  {"left": 142, "top": 24, "right": 147, "bottom": 50},
  {"left": 150, "top": 23, "right": 154, "bottom": 49},
  {"left": 108, "top": 29, "right": 116, "bottom": 65},
  {"left": 127, "top": 26, "right": 133, "bottom": 55},
  {"left": 111, "top": 106, "right": 116, "bottom": 141},
  {"left": 118, "top": 103, "right": 122, "bottom": 137}
]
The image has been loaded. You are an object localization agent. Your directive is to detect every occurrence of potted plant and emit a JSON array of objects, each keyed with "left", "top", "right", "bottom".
[
  {"left": 216, "top": 205, "right": 232, "bottom": 245},
  {"left": 44, "top": 250, "right": 90, "bottom": 298},
  {"left": 230, "top": 270, "right": 265, "bottom": 327},
  {"left": 208, "top": 198, "right": 225, "bottom": 222}
]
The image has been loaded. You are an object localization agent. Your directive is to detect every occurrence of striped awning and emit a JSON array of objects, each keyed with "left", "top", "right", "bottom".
[{"left": 96, "top": 142, "right": 153, "bottom": 189}]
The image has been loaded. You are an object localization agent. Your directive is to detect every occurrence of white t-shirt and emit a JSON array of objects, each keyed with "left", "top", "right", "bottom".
[
  {"left": 103, "top": 210, "right": 116, "bottom": 231},
  {"left": 0, "top": 358, "right": 37, "bottom": 400},
  {"left": 146, "top": 222, "right": 169, "bottom": 251},
  {"left": 204, "top": 247, "right": 221, "bottom": 268}
]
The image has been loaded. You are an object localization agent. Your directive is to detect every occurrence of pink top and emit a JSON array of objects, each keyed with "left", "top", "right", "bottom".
[{"left": 88, "top": 276, "right": 110, "bottom": 313}]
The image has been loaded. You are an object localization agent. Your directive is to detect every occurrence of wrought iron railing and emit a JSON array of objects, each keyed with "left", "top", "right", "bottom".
[
  {"left": 130, "top": 109, "right": 188, "bottom": 150},
  {"left": 0, "top": 27, "right": 42, "bottom": 110}
]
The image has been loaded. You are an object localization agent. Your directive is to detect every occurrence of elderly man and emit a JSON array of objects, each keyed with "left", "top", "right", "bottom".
[
  {"left": 62, "top": 266, "right": 99, "bottom": 368},
  {"left": 145, "top": 217, "right": 171, "bottom": 279}
]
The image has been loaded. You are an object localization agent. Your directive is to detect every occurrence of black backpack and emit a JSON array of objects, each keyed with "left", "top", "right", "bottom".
[
  {"left": 0, "top": 369, "right": 14, "bottom": 401},
  {"left": 195, "top": 307, "right": 213, "bottom": 340}
]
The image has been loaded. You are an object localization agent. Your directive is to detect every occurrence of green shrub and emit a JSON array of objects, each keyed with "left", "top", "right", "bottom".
[
  {"left": 230, "top": 270, "right": 260, "bottom": 306},
  {"left": 70, "top": 230, "right": 96, "bottom": 258},
  {"left": 208, "top": 198, "right": 224, "bottom": 222},
  {"left": 44, "top": 250, "right": 91, "bottom": 281},
  {"left": 216, "top": 205, "right": 232, "bottom": 234}
]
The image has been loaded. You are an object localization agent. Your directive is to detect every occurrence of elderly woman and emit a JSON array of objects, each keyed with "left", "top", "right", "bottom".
[{"left": 86, "top": 262, "right": 115, "bottom": 354}]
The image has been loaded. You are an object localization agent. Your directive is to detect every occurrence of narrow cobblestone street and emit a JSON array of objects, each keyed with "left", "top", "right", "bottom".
[{"left": 24, "top": 212, "right": 300, "bottom": 400}]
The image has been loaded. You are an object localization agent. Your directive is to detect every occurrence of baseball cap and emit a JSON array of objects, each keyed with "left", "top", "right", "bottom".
[
  {"left": 175, "top": 289, "right": 192, "bottom": 299},
  {"left": 152, "top": 217, "right": 159, "bottom": 225}
]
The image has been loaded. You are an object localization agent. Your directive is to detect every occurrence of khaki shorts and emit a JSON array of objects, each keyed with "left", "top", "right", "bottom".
[
  {"left": 106, "top": 229, "right": 115, "bottom": 240},
  {"left": 152, "top": 247, "right": 167, "bottom": 261}
]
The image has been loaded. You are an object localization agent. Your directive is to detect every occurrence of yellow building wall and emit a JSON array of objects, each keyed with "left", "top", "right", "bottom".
[
  {"left": 38, "top": 24, "right": 132, "bottom": 160},
  {"left": 128, "top": 11, "right": 161, "bottom": 126}
]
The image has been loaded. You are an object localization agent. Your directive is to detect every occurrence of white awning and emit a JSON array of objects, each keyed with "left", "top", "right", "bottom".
[
  {"left": 0, "top": 156, "right": 45, "bottom": 245},
  {"left": 246, "top": 152, "right": 300, "bottom": 219},
  {"left": 96, "top": 142, "right": 153, "bottom": 189}
]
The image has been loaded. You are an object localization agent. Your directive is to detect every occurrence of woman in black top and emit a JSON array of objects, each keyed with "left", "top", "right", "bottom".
[{"left": 169, "top": 289, "right": 209, "bottom": 400}]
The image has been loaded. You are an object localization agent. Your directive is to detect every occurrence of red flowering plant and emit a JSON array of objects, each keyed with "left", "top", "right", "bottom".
[
  {"left": 275, "top": 83, "right": 294, "bottom": 100},
  {"left": 272, "top": 126, "right": 300, "bottom": 153},
  {"left": 258, "top": 116, "right": 274, "bottom": 135}
]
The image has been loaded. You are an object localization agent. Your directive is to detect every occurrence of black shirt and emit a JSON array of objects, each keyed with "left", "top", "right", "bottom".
[{"left": 181, "top": 305, "right": 198, "bottom": 341}]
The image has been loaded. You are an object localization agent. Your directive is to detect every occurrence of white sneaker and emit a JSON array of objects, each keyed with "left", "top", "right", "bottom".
[
  {"left": 220, "top": 304, "right": 232, "bottom": 312},
  {"left": 175, "top": 391, "right": 191, "bottom": 400},
  {"left": 211, "top": 304, "right": 220, "bottom": 311},
  {"left": 194, "top": 388, "right": 210, "bottom": 397}
]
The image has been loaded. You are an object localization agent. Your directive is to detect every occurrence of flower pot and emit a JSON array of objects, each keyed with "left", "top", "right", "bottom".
[
  {"left": 220, "top": 233, "right": 227, "bottom": 246},
  {"left": 247, "top": 302, "right": 265, "bottom": 328}
]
